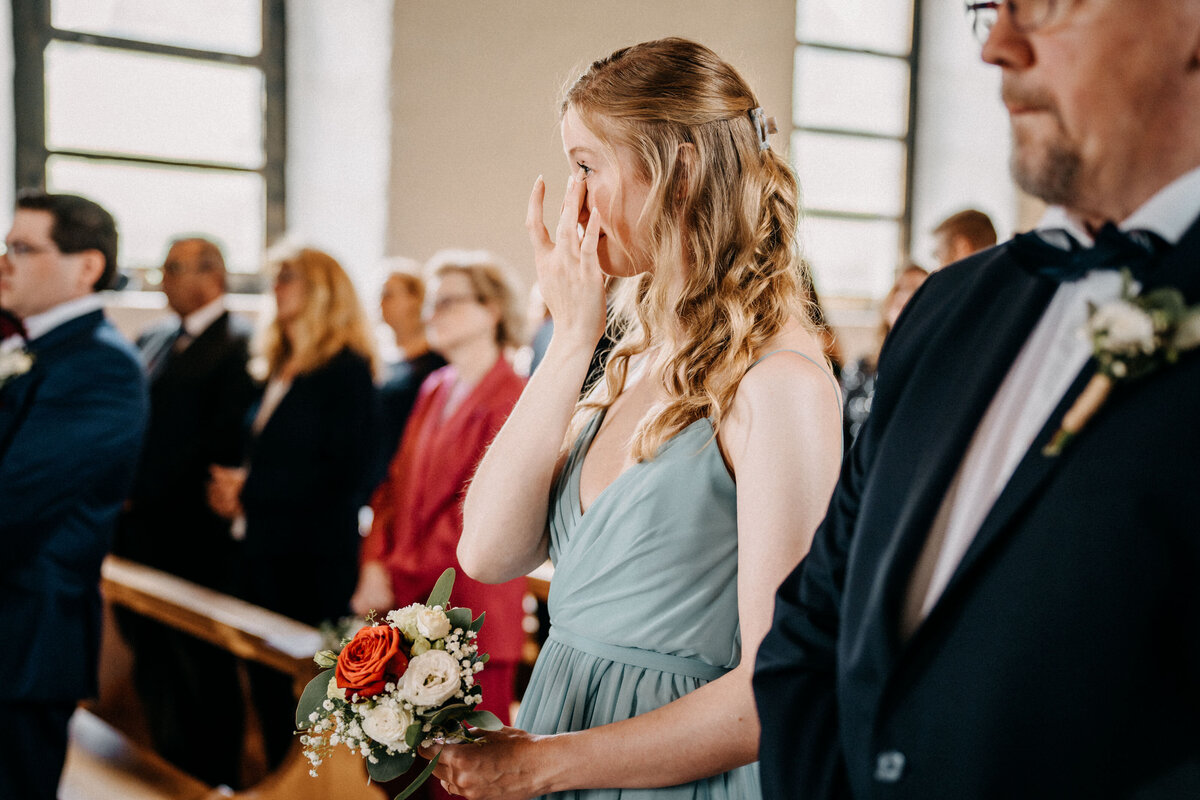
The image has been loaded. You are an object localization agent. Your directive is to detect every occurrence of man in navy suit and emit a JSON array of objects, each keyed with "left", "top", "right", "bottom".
[
  {"left": 114, "top": 237, "right": 255, "bottom": 787},
  {"left": 0, "top": 190, "right": 147, "bottom": 799},
  {"left": 756, "top": 2, "right": 1200, "bottom": 798}
]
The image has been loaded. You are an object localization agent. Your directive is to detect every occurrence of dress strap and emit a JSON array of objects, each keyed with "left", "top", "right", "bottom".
[
  {"left": 547, "top": 626, "right": 730, "bottom": 682},
  {"left": 748, "top": 349, "right": 842, "bottom": 417}
]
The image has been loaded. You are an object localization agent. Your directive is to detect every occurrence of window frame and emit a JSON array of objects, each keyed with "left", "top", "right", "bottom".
[
  {"left": 794, "top": 2, "right": 922, "bottom": 289},
  {"left": 11, "top": 0, "right": 286, "bottom": 276}
]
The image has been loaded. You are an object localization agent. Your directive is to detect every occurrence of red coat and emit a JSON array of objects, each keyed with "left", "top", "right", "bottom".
[{"left": 364, "top": 357, "right": 527, "bottom": 669}]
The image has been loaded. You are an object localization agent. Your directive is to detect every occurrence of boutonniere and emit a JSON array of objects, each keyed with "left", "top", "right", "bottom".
[
  {"left": 0, "top": 346, "right": 34, "bottom": 388},
  {"left": 1044, "top": 271, "right": 1200, "bottom": 456}
]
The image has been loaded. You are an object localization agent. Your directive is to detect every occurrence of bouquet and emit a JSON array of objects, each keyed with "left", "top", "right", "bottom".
[{"left": 296, "top": 568, "right": 501, "bottom": 799}]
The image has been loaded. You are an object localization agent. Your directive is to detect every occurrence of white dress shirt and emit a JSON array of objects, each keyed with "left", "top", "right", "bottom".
[
  {"left": 178, "top": 294, "right": 227, "bottom": 345},
  {"left": 900, "top": 165, "right": 1200, "bottom": 638},
  {"left": 23, "top": 294, "right": 105, "bottom": 342}
]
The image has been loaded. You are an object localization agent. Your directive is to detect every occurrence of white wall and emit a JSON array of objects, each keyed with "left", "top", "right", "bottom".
[{"left": 386, "top": 0, "right": 797, "bottom": 293}]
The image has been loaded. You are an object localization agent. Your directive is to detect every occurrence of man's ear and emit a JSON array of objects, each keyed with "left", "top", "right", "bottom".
[{"left": 77, "top": 249, "right": 106, "bottom": 292}]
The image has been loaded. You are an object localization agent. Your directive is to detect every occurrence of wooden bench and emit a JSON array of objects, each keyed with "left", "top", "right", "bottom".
[{"left": 61, "top": 556, "right": 379, "bottom": 800}]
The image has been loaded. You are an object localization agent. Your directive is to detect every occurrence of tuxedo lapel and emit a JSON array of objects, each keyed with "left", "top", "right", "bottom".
[
  {"left": 903, "top": 211, "right": 1200, "bottom": 655},
  {"left": 860, "top": 253, "right": 1058, "bottom": 665}
]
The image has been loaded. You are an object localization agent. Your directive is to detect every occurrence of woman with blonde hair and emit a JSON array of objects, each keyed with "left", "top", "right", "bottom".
[
  {"left": 432, "top": 38, "right": 843, "bottom": 798},
  {"left": 208, "top": 245, "right": 379, "bottom": 769}
]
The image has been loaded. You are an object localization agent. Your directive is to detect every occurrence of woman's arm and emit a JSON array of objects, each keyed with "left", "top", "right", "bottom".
[
  {"left": 458, "top": 174, "right": 608, "bottom": 583},
  {"left": 433, "top": 344, "right": 844, "bottom": 798}
]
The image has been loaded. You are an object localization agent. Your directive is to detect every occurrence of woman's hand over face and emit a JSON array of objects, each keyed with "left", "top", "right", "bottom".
[{"left": 525, "top": 174, "right": 607, "bottom": 352}]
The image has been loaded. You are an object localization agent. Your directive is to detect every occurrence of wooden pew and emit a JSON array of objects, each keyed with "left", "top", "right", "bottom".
[{"left": 62, "top": 556, "right": 380, "bottom": 800}]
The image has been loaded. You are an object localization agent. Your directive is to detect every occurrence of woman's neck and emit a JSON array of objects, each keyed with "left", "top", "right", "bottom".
[{"left": 446, "top": 336, "right": 501, "bottom": 387}]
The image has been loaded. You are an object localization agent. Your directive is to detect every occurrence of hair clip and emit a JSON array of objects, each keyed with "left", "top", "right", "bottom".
[{"left": 750, "top": 107, "right": 777, "bottom": 152}]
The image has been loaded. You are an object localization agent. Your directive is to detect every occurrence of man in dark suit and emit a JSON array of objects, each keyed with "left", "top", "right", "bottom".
[
  {"left": 0, "top": 190, "right": 147, "bottom": 799},
  {"left": 755, "top": 3, "right": 1200, "bottom": 798},
  {"left": 114, "top": 237, "right": 256, "bottom": 787}
]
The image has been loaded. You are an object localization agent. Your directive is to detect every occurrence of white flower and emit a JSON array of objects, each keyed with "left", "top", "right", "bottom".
[
  {"left": 326, "top": 675, "right": 346, "bottom": 701},
  {"left": 1090, "top": 300, "right": 1156, "bottom": 355},
  {"left": 360, "top": 703, "right": 415, "bottom": 750},
  {"left": 416, "top": 606, "right": 452, "bottom": 640},
  {"left": 0, "top": 349, "right": 33, "bottom": 385},
  {"left": 398, "top": 649, "right": 462, "bottom": 707},
  {"left": 387, "top": 604, "right": 421, "bottom": 639}
]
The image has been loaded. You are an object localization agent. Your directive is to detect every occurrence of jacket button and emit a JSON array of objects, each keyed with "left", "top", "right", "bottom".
[{"left": 874, "top": 751, "right": 906, "bottom": 783}]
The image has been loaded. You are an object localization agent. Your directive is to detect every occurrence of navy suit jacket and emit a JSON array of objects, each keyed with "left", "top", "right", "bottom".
[
  {"left": 0, "top": 309, "right": 147, "bottom": 703},
  {"left": 754, "top": 215, "right": 1200, "bottom": 799}
]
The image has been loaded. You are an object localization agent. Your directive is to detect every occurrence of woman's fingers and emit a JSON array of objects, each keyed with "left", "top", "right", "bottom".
[
  {"left": 554, "top": 174, "right": 587, "bottom": 248},
  {"left": 525, "top": 175, "right": 551, "bottom": 253},
  {"left": 580, "top": 206, "right": 602, "bottom": 267}
]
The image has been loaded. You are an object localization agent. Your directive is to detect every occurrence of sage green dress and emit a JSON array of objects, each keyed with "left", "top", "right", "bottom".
[{"left": 514, "top": 411, "right": 759, "bottom": 799}]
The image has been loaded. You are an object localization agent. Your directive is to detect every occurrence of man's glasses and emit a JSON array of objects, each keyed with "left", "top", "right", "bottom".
[
  {"left": 966, "top": 0, "right": 1068, "bottom": 43},
  {"left": 0, "top": 240, "right": 59, "bottom": 260}
]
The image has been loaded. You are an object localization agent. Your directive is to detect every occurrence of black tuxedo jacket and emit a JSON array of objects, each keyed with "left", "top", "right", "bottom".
[
  {"left": 115, "top": 311, "right": 256, "bottom": 588},
  {"left": 0, "top": 309, "right": 147, "bottom": 702},
  {"left": 754, "top": 215, "right": 1200, "bottom": 799}
]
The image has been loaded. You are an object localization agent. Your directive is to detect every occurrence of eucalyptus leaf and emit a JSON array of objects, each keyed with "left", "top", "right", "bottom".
[
  {"left": 470, "top": 611, "right": 486, "bottom": 632},
  {"left": 426, "top": 568, "right": 456, "bottom": 609},
  {"left": 428, "top": 702, "right": 471, "bottom": 727},
  {"left": 295, "top": 668, "right": 335, "bottom": 729},
  {"left": 393, "top": 752, "right": 441, "bottom": 800},
  {"left": 464, "top": 710, "right": 503, "bottom": 731},
  {"left": 366, "top": 749, "right": 415, "bottom": 782},
  {"left": 404, "top": 721, "right": 425, "bottom": 750},
  {"left": 446, "top": 607, "right": 472, "bottom": 631}
]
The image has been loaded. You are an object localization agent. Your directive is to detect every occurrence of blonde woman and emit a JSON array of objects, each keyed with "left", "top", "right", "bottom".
[
  {"left": 433, "top": 38, "right": 843, "bottom": 799},
  {"left": 207, "top": 246, "right": 379, "bottom": 769}
]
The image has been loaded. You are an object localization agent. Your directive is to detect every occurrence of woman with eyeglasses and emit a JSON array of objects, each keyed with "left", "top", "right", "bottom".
[
  {"left": 206, "top": 245, "right": 380, "bottom": 770},
  {"left": 351, "top": 251, "right": 528, "bottom": 746}
]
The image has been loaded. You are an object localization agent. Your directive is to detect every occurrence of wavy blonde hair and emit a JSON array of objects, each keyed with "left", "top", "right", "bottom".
[
  {"left": 565, "top": 37, "right": 816, "bottom": 461},
  {"left": 261, "top": 246, "right": 380, "bottom": 379}
]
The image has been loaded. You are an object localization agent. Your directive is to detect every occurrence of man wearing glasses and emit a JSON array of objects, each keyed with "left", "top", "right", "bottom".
[
  {"left": 756, "top": 2, "right": 1200, "bottom": 797},
  {"left": 0, "top": 190, "right": 147, "bottom": 799}
]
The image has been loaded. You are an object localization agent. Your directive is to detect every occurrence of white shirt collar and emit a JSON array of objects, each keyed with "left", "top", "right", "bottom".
[
  {"left": 23, "top": 294, "right": 105, "bottom": 342},
  {"left": 180, "top": 294, "right": 226, "bottom": 338},
  {"left": 1038, "top": 164, "right": 1200, "bottom": 246}
]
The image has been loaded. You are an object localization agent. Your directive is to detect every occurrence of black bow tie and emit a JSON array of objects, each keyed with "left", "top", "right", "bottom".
[{"left": 1009, "top": 222, "right": 1170, "bottom": 283}]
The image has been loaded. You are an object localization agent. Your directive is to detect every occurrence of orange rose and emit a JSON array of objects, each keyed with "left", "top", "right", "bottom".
[{"left": 335, "top": 625, "right": 409, "bottom": 699}]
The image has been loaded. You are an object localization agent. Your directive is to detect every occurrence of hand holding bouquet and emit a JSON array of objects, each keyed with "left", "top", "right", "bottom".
[{"left": 296, "top": 568, "right": 501, "bottom": 799}]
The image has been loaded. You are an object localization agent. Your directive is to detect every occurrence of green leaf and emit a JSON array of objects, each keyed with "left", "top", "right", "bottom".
[
  {"left": 366, "top": 748, "right": 415, "bottom": 783},
  {"left": 446, "top": 607, "right": 472, "bottom": 631},
  {"left": 404, "top": 721, "right": 425, "bottom": 750},
  {"left": 295, "top": 668, "right": 335, "bottom": 729},
  {"left": 479, "top": 653, "right": 490, "bottom": 664},
  {"left": 426, "top": 568, "right": 456, "bottom": 609},
  {"left": 470, "top": 611, "right": 486, "bottom": 632},
  {"left": 464, "top": 710, "right": 503, "bottom": 731},
  {"left": 392, "top": 752, "right": 441, "bottom": 800},
  {"left": 428, "top": 702, "right": 471, "bottom": 727}
]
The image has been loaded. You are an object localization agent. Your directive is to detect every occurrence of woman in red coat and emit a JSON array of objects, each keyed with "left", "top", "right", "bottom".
[{"left": 352, "top": 250, "right": 527, "bottom": 726}]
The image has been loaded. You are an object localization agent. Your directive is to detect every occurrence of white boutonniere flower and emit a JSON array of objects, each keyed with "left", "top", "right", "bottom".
[
  {"left": 0, "top": 347, "right": 34, "bottom": 388},
  {"left": 1045, "top": 271, "right": 1200, "bottom": 455}
]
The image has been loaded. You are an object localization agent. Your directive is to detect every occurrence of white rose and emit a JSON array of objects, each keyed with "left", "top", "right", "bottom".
[
  {"left": 398, "top": 650, "right": 462, "bottom": 708},
  {"left": 386, "top": 605, "right": 421, "bottom": 639},
  {"left": 360, "top": 703, "right": 415, "bottom": 750},
  {"left": 1090, "top": 300, "right": 1156, "bottom": 355},
  {"left": 416, "top": 606, "right": 452, "bottom": 640},
  {"left": 326, "top": 675, "right": 346, "bottom": 701}
]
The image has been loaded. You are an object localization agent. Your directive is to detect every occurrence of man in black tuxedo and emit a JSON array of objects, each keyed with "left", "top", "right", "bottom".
[
  {"left": 755, "top": 3, "right": 1200, "bottom": 798},
  {"left": 0, "top": 190, "right": 147, "bottom": 799},
  {"left": 114, "top": 237, "right": 256, "bottom": 787}
]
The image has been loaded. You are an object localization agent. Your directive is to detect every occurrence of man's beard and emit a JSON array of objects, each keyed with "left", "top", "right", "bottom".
[{"left": 1011, "top": 134, "right": 1082, "bottom": 207}]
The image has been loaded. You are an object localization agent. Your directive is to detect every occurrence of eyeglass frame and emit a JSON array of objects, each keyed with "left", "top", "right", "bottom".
[
  {"left": 424, "top": 293, "right": 482, "bottom": 316},
  {"left": 0, "top": 239, "right": 62, "bottom": 260},
  {"left": 965, "top": 0, "right": 1070, "bottom": 44}
]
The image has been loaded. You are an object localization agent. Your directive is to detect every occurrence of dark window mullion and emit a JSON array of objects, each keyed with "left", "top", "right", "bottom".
[
  {"left": 797, "top": 40, "right": 912, "bottom": 62},
  {"left": 47, "top": 149, "right": 266, "bottom": 175},
  {"left": 47, "top": 28, "right": 264, "bottom": 67}
]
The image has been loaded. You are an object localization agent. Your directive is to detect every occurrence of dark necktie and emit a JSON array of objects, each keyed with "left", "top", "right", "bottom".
[
  {"left": 145, "top": 324, "right": 184, "bottom": 380},
  {"left": 0, "top": 310, "right": 25, "bottom": 341},
  {"left": 1009, "top": 222, "right": 1170, "bottom": 283}
]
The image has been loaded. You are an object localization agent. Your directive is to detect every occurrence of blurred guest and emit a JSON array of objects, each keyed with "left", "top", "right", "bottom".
[
  {"left": 352, "top": 251, "right": 526, "bottom": 730},
  {"left": 114, "top": 237, "right": 255, "bottom": 787},
  {"left": 841, "top": 264, "right": 929, "bottom": 445},
  {"left": 932, "top": 208, "right": 998, "bottom": 268},
  {"left": 0, "top": 190, "right": 146, "bottom": 800},
  {"left": 208, "top": 246, "right": 379, "bottom": 769},
  {"left": 373, "top": 263, "right": 445, "bottom": 487}
]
